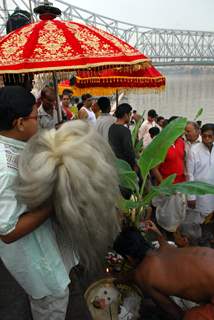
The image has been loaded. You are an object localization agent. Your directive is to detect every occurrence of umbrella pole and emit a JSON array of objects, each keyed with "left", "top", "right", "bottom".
[
  {"left": 2, "top": 0, "right": 8, "bottom": 22},
  {"left": 116, "top": 90, "right": 119, "bottom": 108},
  {"left": 29, "top": 0, "right": 34, "bottom": 22},
  {"left": 52, "top": 71, "right": 62, "bottom": 123}
]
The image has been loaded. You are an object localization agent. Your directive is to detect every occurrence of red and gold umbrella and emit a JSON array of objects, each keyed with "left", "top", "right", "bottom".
[
  {"left": 0, "top": 2, "right": 165, "bottom": 118},
  {"left": 0, "top": 19, "right": 150, "bottom": 74},
  {"left": 58, "top": 65, "right": 165, "bottom": 96}
]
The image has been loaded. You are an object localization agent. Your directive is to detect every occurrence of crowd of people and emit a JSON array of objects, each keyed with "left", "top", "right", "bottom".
[
  {"left": 1, "top": 84, "right": 214, "bottom": 320},
  {"left": 113, "top": 108, "right": 214, "bottom": 319},
  {"left": 137, "top": 109, "right": 214, "bottom": 244}
]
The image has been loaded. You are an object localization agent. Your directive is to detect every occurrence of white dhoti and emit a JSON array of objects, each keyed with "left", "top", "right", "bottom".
[
  {"left": 29, "top": 221, "right": 79, "bottom": 320},
  {"left": 29, "top": 287, "right": 69, "bottom": 320},
  {"left": 152, "top": 193, "right": 186, "bottom": 232}
]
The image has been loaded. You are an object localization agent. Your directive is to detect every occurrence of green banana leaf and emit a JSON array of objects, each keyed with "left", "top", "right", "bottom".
[
  {"left": 159, "top": 174, "right": 176, "bottom": 186},
  {"left": 139, "top": 118, "right": 187, "bottom": 178},
  {"left": 152, "top": 180, "right": 214, "bottom": 196},
  {"left": 194, "top": 108, "right": 203, "bottom": 121},
  {"left": 142, "top": 177, "right": 214, "bottom": 207},
  {"left": 131, "top": 111, "right": 145, "bottom": 146},
  {"left": 135, "top": 139, "right": 144, "bottom": 155},
  {"left": 141, "top": 174, "right": 176, "bottom": 205},
  {"left": 119, "top": 198, "right": 144, "bottom": 211},
  {"left": 116, "top": 156, "right": 214, "bottom": 226},
  {"left": 116, "top": 158, "right": 138, "bottom": 192}
]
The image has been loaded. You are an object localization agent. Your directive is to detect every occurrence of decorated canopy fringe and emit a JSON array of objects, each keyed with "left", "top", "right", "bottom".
[{"left": 58, "top": 65, "right": 166, "bottom": 96}]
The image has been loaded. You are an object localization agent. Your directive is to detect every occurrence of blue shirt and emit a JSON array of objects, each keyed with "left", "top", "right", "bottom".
[{"left": 0, "top": 135, "right": 71, "bottom": 299}]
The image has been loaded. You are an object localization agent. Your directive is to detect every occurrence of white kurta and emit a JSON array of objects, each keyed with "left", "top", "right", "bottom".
[
  {"left": 187, "top": 142, "right": 214, "bottom": 215},
  {"left": 38, "top": 104, "right": 58, "bottom": 129},
  {"left": 138, "top": 119, "right": 156, "bottom": 147},
  {"left": 185, "top": 136, "right": 201, "bottom": 159}
]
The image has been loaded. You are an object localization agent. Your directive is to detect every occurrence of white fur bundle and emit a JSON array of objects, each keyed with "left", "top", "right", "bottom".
[{"left": 16, "top": 120, "right": 120, "bottom": 270}]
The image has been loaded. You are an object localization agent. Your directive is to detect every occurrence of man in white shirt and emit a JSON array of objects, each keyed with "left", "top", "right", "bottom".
[
  {"left": 138, "top": 109, "right": 157, "bottom": 148},
  {"left": 96, "top": 97, "right": 116, "bottom": 141},
  {"left": 186, "top": 123, "right": 214, "bottom": 223},
  {"left": 0, "top": 86, "right": 73, "bottom": 320},
  {"left": 184, "top": 121, "right": 201, "bottom": 157}
]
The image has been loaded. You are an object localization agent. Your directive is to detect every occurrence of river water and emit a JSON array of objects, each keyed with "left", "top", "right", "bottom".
[{"left": 125, "top": 67, "right": 214, "bottom": 123}]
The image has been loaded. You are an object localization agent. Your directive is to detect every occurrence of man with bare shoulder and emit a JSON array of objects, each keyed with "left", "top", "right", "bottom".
[{"left": 114, "top": 221, "right": 214, "bottom": 320}]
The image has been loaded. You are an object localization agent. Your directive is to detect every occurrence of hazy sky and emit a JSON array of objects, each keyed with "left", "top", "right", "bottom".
[
  {"left": 3, "top": 0, "right": 214, "bottom": 31},
  {"left": 61, "top": 0, "right": 214, "bottom": 31}
]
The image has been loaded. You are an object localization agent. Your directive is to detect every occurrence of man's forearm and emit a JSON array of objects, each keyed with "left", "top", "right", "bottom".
[
  {"left": 151, "top": 167, "right": 163, "bottom": 184},
  {"left": 154, "top": 227, "right": 169, "bottom": 248},
  {"left": 0, "top": 207, "right": 52, "bottom": 244},
  {"left": 147, "top": 287, "right": 184, "bottom": 320},
  {"left": 156, "top": 233, "right": 168, "bottom": 246}
]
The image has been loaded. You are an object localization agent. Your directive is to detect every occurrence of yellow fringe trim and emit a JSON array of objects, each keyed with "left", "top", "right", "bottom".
[
  {"left": 75, "top": 75, "right": 165, "bottom": 81},
  {"left": 58, "top": 85, "right": 166, "bottom": 96}
]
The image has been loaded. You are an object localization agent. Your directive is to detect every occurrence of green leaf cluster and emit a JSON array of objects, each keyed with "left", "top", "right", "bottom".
[
  {"left": 139, "top": 117, "right": 187, "bottom": 178},
  {"left": 116, "top": 117, "right": 214, "bottom": 225},
  {"left": 194, "top": 107, "right": 203, "bottom": 121}
]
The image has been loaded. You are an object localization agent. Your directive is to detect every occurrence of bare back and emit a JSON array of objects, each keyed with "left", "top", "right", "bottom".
[{"left": 135, "top": 245, "right": 214, "bottom": 303}]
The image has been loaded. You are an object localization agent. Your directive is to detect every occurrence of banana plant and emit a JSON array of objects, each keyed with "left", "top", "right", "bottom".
[
  {"left": 194, "top": 107, "right": 203, "bottom": 121},
  {"left": 131, "top": 111, "right": 145, "bottom": 157},
  {"left": 116, "top": 117, "right": 214, "bottom": 226}
]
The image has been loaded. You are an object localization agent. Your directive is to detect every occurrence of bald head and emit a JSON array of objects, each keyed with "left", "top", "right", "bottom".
[
  {"left": 185, "top": 121, "right": 200, "bottom": 143},
  {"left": 41, "top": 86, "right": 56, "bottom": 112}
]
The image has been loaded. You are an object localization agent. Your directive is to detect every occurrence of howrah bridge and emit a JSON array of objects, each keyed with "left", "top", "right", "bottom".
[{"left": 0, "top": 0, "right": 214, "bottom": 66}]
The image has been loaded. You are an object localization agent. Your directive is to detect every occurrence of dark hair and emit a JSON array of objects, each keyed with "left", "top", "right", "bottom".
[
  {"left": 81, "top": 93, "right": 92, "bottom": 102},
  {"left": 41, "top": 86, "right": 55, "bottom": 99},
  {"left": 115, "top": 103, "right": 132, "bottom": 119},
  {"left": 62, "top": 93, "right": 71, "bottom": 99},
  {"left": 62, "top": 89, "right": 73, "bottom": 96},
  {"left": 201, "top": 123, "right": 214, "bottom": 134},
  {"left": 74, "top": 97, "right": 79, "bottom": 104},
  {"left": 162, "top": 119, "right": 169, "bottom": 128},
  {"left": 157, "top": 116, "right": 164, "bottom": 123},
  {"left": 148, "top": 109, "right": 157, "bottom": 118},
  {"left": 149, "top": 126, "right": 160, "bottom": 138},
  {"left": 77, "top": 102, "right": 84, "bottom": 111},
  {"left": 196, "top": 120, "right": 202, "bottom": 128},
  {"left": 113, "top": 227, "right": 151, "bottom": 263},
  {"left": 0, "top": 86, "right": 35, "bottom": 131},
  {"left": 168, "top": 116, "right": 179, "bottom": 123},
  {"left": 97, "top": 97, "right": 111, "bottom": 113}
]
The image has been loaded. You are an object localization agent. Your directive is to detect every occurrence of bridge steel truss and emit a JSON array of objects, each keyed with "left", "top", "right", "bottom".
[{"left": 1, "top": 0, "right": 214, "bottom": 65}]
